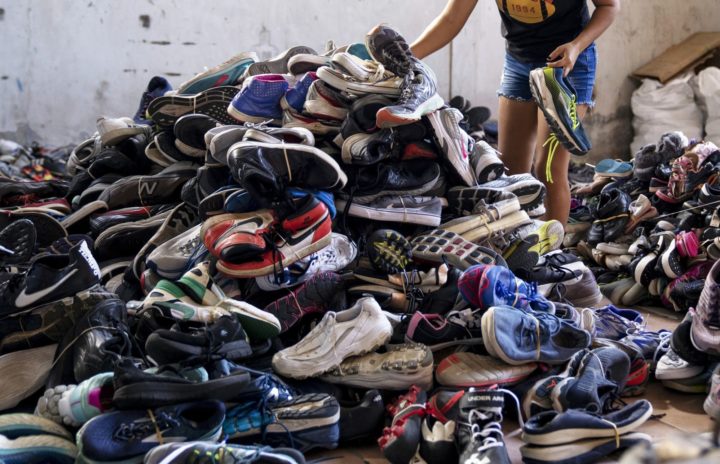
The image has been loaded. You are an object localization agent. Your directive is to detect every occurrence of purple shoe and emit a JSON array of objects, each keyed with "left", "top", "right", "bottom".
[
  {"left": 282, "top": 72, "right": 318, "bottom": 113},
  {"left": 228, "top": 74, "right": 288, "bottom": 124}
]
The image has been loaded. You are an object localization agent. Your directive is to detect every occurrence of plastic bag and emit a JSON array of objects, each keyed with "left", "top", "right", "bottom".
[{"left": 697, "top": 67, "right": 720, "bottom": 143}]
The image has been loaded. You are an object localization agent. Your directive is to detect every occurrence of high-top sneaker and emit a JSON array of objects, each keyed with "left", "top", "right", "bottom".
[{"left": 456, "top": 388, "right": 511, "bottom": 464}]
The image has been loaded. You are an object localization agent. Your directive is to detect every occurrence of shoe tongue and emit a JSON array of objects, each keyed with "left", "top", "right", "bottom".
[{"left": 462, "top": 390, "right": 504, "bottom": 418}]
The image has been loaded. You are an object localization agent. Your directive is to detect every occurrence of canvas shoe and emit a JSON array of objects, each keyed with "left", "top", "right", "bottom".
[
  {"left": 378, "top": 385, "right": 427, "bottom": 464},
  {"left": 529, "top": 67, "right": 591, "bottom": 156},
  {"left": 691, "top": 258, "right": 720, "bottom": 356},
  {"left": 147, "top": 86, "right": 241, "bottom": 126},
  {"left": 655, "top": 348, "right": 704, "bottom": 380},
  {"left": 456, "top": 388, "right": 512, "bottom": 464},
  {"left": 436, "top": 352, "right": 537, "bottom": 388},
  {"left": 227, "top": 74, "right": 288, "bottom": 124},
  {"left": 427, "top": 107, "right": 477, "bottom": 186},
  {"left": 522, "top": 399, "right": 652, "bottom": 446},
  {"left": 272, "top": 297, "right": 392, "bottom": 379},
  {"left": 321, "top": 343, "right": 433, "bottom": 390},
  {"left": 335, "top": 195, "right": 442, "bottom": 227},
  {"left": 76, "top": 401, "right": 225, "bottom": 463},
  {"left": 177, "top": 51, "right": 257, "bottom": 94},
  {"left": 482, "top": 306, "right": 591, "bottom": 365},
  {"left": 224, "top": 393, "right": 339, "bottom": 452}
]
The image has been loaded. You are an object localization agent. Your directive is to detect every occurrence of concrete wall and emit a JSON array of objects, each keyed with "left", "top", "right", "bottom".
[{"left": 1, "top": 0, "right": 719, "bottom": 161}]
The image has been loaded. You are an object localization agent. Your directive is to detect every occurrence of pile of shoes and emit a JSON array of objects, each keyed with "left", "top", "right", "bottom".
[{"left": 0, "top": 23, "right": 718, "bottom": 464}]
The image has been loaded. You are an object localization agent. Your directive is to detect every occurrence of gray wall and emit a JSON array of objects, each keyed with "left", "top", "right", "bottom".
[{"left": 1, "top": 0, "right": 719, "bottom": 161}]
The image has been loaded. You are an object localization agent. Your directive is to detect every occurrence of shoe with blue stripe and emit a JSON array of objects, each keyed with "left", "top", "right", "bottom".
[
  {"left": 177, "top": 52, "right": 257, "bottom": 95},
  {"left": 224, "top": 393, "right": 339, "bottom": 452}
]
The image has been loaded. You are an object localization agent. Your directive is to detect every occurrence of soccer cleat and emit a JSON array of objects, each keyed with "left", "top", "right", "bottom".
[{"left": 378, "top": 385, "right": 427, "bottom": 464}]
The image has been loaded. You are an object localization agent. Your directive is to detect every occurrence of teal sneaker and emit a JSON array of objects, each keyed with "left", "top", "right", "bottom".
[
  {"left": 530, "top": 67, "right": 592, "bottom": 182},
  {"left": 57, "top": 372, "right": 114, "bottom": 427},
  {"left": 177, "top": 52, "right": 257, "bottom": 95}
]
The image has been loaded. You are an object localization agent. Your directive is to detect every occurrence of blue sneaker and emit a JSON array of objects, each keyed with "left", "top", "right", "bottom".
[
  {"left": 133, "top": 76, "right": 172, "bottom": 124},
  {"left": 620, "top": 329, "right": 672, "bottom": 367},
  {"left": 206, "top": 360, "right": 295, "bottom": 404},
  {"left": 177, "top": 52, "right": 257, "bottom": 95},
  {"left": 228, "top": 74, "right": 289, "bottom": 124},
  {"left": 77, "top": 400, "right": 225, "bottom": 463},
  {"left": 459, "top": 265, "right": 555, "bottom": 313},
  {"left": 346, "top": 42, "right": 372, "bottom": 61},
  {"left": 481, "top": 305, "right": 591, "bottom": 365},
  {"left": 581, "top": 305, "right": 644, "bottom": 340},
  {"left": 282, "top": 72, "right": 318, "bottom": 113},
  {"left": 223, "top": 393, "right": 340, "bottom": 452}
]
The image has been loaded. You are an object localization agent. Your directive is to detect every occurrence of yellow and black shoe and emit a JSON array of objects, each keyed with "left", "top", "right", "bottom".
[{"left": 366, "top": 229, "right": 412, "bottom": 274}]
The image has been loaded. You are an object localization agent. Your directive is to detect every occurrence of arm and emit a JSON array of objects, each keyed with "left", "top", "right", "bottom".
[
  {"left": 548, "top": 0, "right": 620, "bottom": 76},
  {"left": 410, "top": 0, "right": 478, "bottom": 59}
]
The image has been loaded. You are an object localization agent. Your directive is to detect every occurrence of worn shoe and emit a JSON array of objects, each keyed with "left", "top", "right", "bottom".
[
  {"left": 144, "top": 442, "right": 306, "bottom": 464},
  {"left": 178, "top": 52, "right": 256, "bottom": 94},
  {"left": 378, "top": 385, "right": 427, "bottom": 464},
  {"left": 405, "top": 309, "right": 484, "bottom": 351},
  {"left": 436, "top": 352, "right": 537, "bottom": 388},
  {"left": 427, "top": 107, "right": 477, "bottom": 186},
  {"left": 691, "top": 258, "right": 720, "bottom": 356},
  {"left": 147, "top": 86, "right": 240, "bottom": 126},
  {"left": 456, "top": 388, "right": 512, "bottom": 464},
  {"left": 336, "top": 195, "right": 442, "bottom": 227}
]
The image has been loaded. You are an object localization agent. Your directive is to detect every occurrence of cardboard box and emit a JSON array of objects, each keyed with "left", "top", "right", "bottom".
[{"left": 633, "top": 32, "right": 720, "bottom": 83}]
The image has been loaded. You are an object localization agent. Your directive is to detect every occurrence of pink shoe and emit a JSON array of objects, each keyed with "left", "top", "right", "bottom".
[{"left": 676, "top": 231, "right": 700, "bottom": 258}]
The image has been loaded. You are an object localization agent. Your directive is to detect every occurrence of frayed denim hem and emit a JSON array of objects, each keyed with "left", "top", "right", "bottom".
[
  {"left": 576, "top": 100, "right": 596, "bottom": 108},
  {"left": 497, "top": 92, "right": 534, "bottom": 102}
]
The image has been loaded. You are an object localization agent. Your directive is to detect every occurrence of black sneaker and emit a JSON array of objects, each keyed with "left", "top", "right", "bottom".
[
  {"left": 173, "top": 114, "right": 219, "bottom": 157},
  {"left": 337, "top": 95, "right": 394, "bottom": 143},
  {"left": 366, "top": 228, "right": 412, "bottom": 273},
  {"left": 0, "top": 178, "right": 68, "bottom": 207},
  {"left": 0, "top": 219, "right": 36, "bottom": 266},
  {"left": 112, "top": 360, "right": 251, "bottom": 409},
  {"left": 339, "top": 389, "right": 385, "bottom": 443},
  {"left": 0, "top": 240, "right": 101, "bottom": 317},
  {"left": 446, "top": 186, "right": 517, "bottom": 217},
  {"left": 147, "top": 86, "right": 240, "bottom": 126},
  {"left": 421, "top": 390, "right": 464, "bottom": 464},
  {"left": 89, "top": 205, "right": 167, "bottom": 237},
  {"left": 0, "top": 210, "right": 67, "bottom": 248},
  {"left": 351, "top": 160, "right": 442, "bottom": 202},
  {"left": 93, "top": 211, "right": 169, "bottom": 261},
  {"left": 456, "top": 388, "right": 511, "bottom": 464},
  {"left": 365, "top": 24, "right": 414, "bottom": 77},
  {"left": 145, "top": 315, "right": 252, "bottom": 365},
  {"left": 405, "top": 309, "right": 484, "bottom": 351},
  {"left": 341, "top": 130, "right": 396, "bottom": 165},
  {"left": 155, "top": 131, "right": 196, "bottom": 164}
]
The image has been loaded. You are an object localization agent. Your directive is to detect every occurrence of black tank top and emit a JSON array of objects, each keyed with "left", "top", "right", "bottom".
[{"left": 496, "top": 0, "right": 590, "bottom": 62}]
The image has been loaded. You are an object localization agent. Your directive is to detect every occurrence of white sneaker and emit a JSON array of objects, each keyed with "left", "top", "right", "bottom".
[
  {"left": 96, "top": 116, "right": 150, "bottom": 146},
  {"left": 317, "top": 61, "right": 402, "bottom": 96},
  {"left": 427, "top": 107, "right": 477, "bottom": 187},
  {"left": 272, "top": 297, "right": 393, "bottom": 379},
  {"left": 303, "top": 80, "right": 348, "bottom": 121},
  {"left": 656, "top": 348, "right": 704, "bottom": 380},
  {"left": 470, "top": 140, "right": 505, "bottom": 183}
]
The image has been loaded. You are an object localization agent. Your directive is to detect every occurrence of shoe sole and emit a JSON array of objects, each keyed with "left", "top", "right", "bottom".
[
  {"left": 436, "top": 352, "right": 536, "bottom": 388},
  {"left": 334, "top": 198, "right": 440, "bottom": 227},
  {"left": 245, "top": 46, "right": 316, "bottom": 76},
  {"left": 529, "top": 71, "right": 587, "bottom": 156},
  {"left": 503, "top": 234, "right": 540, "bottom": 276},
  {"left": 0, "top": 344, "right": 57, "bottom": 411},
  {"left": 660, "top": 242, "right": 682, "bottom": 279},
  {"left": 520, "top": 433, "right": 651, "bottom": 463},
  {"left": 528, "top": 221, "right": 565, "bottom": 255},
  {"left": 177, "top": 52, "right": 257, "bottom": 94},
  {"left": 376, "top": 94, "right": 445, "bottom": 129},
  {"left": 411, "top": 230, "right": 505, "bottom": 270},
  {"left": 0, "top": 211, "right": 67, "bottom": 247},
  {"left": 226, "top": 104, "right": 282, "bottom": 125},
  {"left": 0, "top": 434, "right": 77, "bottom": 462},
  {"left": 147, "top": 86, "right": 240, "bottom": 126},
  {"left": 316, "top": 67, "right": 401, "bottom": 97}
]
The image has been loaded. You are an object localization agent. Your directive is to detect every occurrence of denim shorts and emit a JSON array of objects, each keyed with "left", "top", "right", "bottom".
[{"left": 498, "top": 43, "right": 597, "bottom": 106}]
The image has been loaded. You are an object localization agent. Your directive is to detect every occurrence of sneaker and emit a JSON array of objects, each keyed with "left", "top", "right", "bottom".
[
  {"left": 470, "top": 140, "right": 505, "bottom": 183},
  {"left": 224, "top": 393, "right": 339, "bottom": 452},
  {"left": 350, "top": 160, "right": 442, "bottom": 202},
  {"left": 691, "top": 258, "right": 720, "bottom": 356},
  {"left": 282, "top": 71, "right": 319, "bottom": 113},
  {"left": 436, "top": 352, "right": 537, "bottom": 388},
  {"left": 271, "top": 297, "right": 393, "bottom": 379},
  {"left": 336, "top": 195, "right": 442, "bottom": 227},
  {"left": 227, "top": 74, "right": 288, "bottom": 124},
  {"left": 243, "top": 46, "right": 316, "bottom": 76},
  {"left": 661, "top": 363, "right": 717, "bottom": 394},
  {"left": 145, "top": 315, "right": 252, "bottom": 365},
  {"left": 411, "top": 229, "right": 504, "bottom": 270},
  {"left": 378, "top": 385, "right": 427, "bottom": 464},
  {"left": 366, "top": 228, "right": 413, "bottom": 273},
  {"left": 427, "top": 107, "right": 477, "bottom": 186},
  {"left": 405, "top": 309, "right": 484, "bottom": 351},
  {"left": 0, "top": 219, "right": 36, "bottom": 267},
  {"left": 0, "top": 240, "right": 100, "bottom": 317},
  {"left": 656, "top": 348, "right": 705, "bottom": 380},
  {"left": 303, "top": 80, "right": 349, "bottom": 121},
  {"left": 522, "top": 349, "right": 587, "bottom": 418},
  {"left": 703, "top": 365, "right": 720, "bottom": 419},
  {"left": 55, "top": 372, "right": 114, "bottom": 427},
  {"left": 321, "top": 343, "right": 433, "bottom": 390},
  {"left": 317, "top": 60, "right": 402, "bottom": 96},
  {"left": 550, "top": 268, "right": 604, "bottom": 307},
  {"left": 339, "top": 389, "right": 385, "bottom": 443},
  {"left": 147, "top": 86, "right": 240, "bottom": 126},
  {"left": 96, "top": 116, "right": 151, "bottom": 146},
  {"left": 551, "top": 347, "right": 630, "bottom": 413},
  {"left": 340, "top": 130, "right": 395, "bottom": 165},
  {"left": 522, "top": 399, "right": 652, "bottom": 446},
  {"left": 481, "top": 174, "right": 547, "bottom": 211},
  {"left": 76, "top": 401, "right": 225, "bottom": 463},
  {"left": 177, "top": 52, "right": 257, "bottom": 95},
  {"left": 482, "top": 306, "right": 591, "bottom": 365},
  {"left": 529, "top": 67, "right": 591, "bottom": 156},
  {"left": 458, "top": 264, "right": 555, "bottom": 313},
  {"left": 144, "top": 442, "right": 306, "bottom": 464},
  {"left": 0, "top": 434, "right": 77, "bottom": 464},
  {"left": 580, "top": 305, "right": 643, "bottom": 341},
  {"left": 133, "top": 76, "right": 172, "bottom": 124},
  {"left": 521, "top": 432, "right": 650, "bottom": 464},
  {"left": 456, "top": 388, "right": 512, "bottom": 464}
]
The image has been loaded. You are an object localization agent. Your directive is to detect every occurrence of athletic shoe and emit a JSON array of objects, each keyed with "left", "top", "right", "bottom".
[
  {"left": 521, "top": 433, "right": 650, "bottom": 464},
  {"left": 458, "top": 264, "right": 555, "bottom": 313},
  {"left": 0, "top": 219, "right": 36, "bottom": 266},
  {"left": 76, "top": 401, "right": 225, "bottom": 463},
  {"left": 145, "top": 442, "right": 306, "bottom": 464},
  {"left": 227, "top": 74, "right": 288, "bottom": 123},
  {"left": 321, "top": 343, "right": 433, "bottom": 390},
  {"left": 620, "top": 329, "right": 671, "bottom": 367},
  {"left": 656, "top": 348, "right": 705, "bottom": 380},
  {"left": 178, "top": 52, "right": 256, "bottom": 94},
  {"left": 366, "top": 228, "right": 412, "bottom": 273},
  {"left": 691, "top": 258, "right": 720, "bottom": 356},
  {"left": 442, "top": 197, "right": 529, "bottom": 243},
  {"left": 146, "top": 224, "right": 207, "bottom": 280},
  {"left": 173, "top": 113, "right": 219, "bottom": 155},
  {"left": 436, "top": 352, "right": 537, "bottom": 388},
  {"left": 339, "top": 390, "right": 385, "bottom": 444},
  {"left": 224, "top": 393, "right": 339, "bottom": 452},
  {"left": 482, "top": 306, "right": 591, "bottom": 365},
  {"left": 551, "top": 347, "right": 630, "bottom": 413},
  {"left": 411, "top": 229, "right": 505, "bottom": 270},
  {"left": 335, "top": 195, "right": 442, "bottom": 226},
  {"left": 703, "top": 365, "right": 720, "bottom": 419},
  {"left": 303, "top": 80, "right": 350, "bottom": 121},
  {"left": 521, "top": 250, "right": 584, "bottom": 286},
  {"left": 470, "top": 140, "right": 505, "bottom": 183},
  {"left": 580, "top": 305, "right": 643, "bottom": 341},
  {"left": 228, "top": 140, "right": 347, "bottom": 198},
  {"left": 317, "top": 62, "right": 401, "bottom": 98},
  {"left": 133, "top": 76, "right": 172, "bottom": 124},
  {"left": 263, "top": 271, "right": 347, "bottom": 333},
  {"left": 662, "top": 363, "right": 716, "bottom": 393},
  {"left": 0, "top": 434, "right": 77, "bottom": 464},
  {"left": 446, "top": 185, "right": 517, "bottom": 217},
  {"left": 456, "top": 388, "right": 512, "bottom": 464},
  {"left": 427, "top": 107, "right": 477, "bottom": 186},
  {"left": 481, "top": 174, "right": 547, "bottom": 211},
  {"left": 340, "top": 130, "right": 395, "bottom": 165},
  {"left": 378, "top": 385, "right": 427, "bottom": 464},
  {"left": 145, "top": 315, "right": 251, "bottom": 365},
  {"left": 522, "top": 349, "right": 587, "bottom": 418},
  {"left": 0, "top": 240, "right": 100, "bottom": 317},
  {"left": 272, "top": 297, "right": 392, "bottom": 379},
  {"left": 522, "top": 399, "right": 652, "bottom": 445},
  {"left": 147, "top": 86, "right": 241, "bottom": 126},
  {"left": 350, "top": 160, "right": 442, "bottom": 202},
  {"left": 405, "top": 310, "right": 484, "bottom": 351},
  {"left": 244, "top": 46, "right": 316, "bottom": 76},
  {"left": 96, "top": 116, "right": 151, "bottom": 146},
  {"left": 549, "top": 268, "right": 604, "bottom": 307},
  {"left": 529, "top": 67, "right": 591, "bottom": 156},
  {"left": 53, "top": 372, "right": 113, "bottom": 427}
]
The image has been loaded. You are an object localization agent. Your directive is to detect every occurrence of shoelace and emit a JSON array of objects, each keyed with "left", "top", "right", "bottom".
[
  {"left": 463, "top": 388, "right": 524, "bottom": 453},
  {"left": 113, "top": 411, "right": 180, "bottom": 443},
  {"left": 542, "top": 93, "right": 579, "bottom": 184}
]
